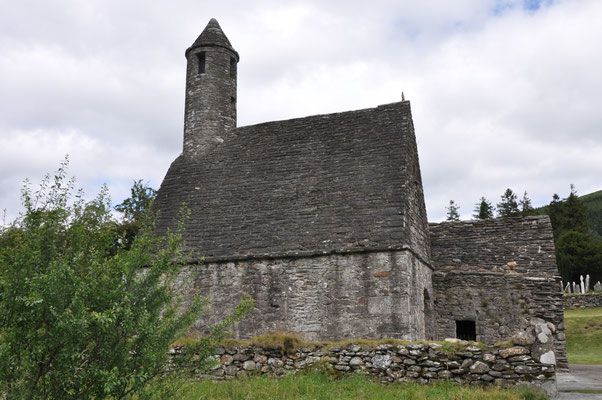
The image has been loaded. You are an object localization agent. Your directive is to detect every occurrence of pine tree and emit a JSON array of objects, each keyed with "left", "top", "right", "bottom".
[
  {"left": 446, "top": 200, "right": 460, "bottom": 222},
  {"left": 473, "top": 197, "right": 494, "bottom": 219},
  {"left": 563, "top": 185, "right": 590, "bottom": 234},
  {"left": 497, "top": 188, "right": 520, "bottom": 218},
  {"left": 519, "top": 191, "right": 534, "bottom": 216},
  {"left": 548, "top": 193, "right": 563, "bottom": 235}
]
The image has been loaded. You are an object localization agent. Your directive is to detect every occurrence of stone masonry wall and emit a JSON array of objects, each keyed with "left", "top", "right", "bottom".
[
  {"left": 177, "top": 250, "right": 433, "bottom": 342},
  {"left": 563, "top": 293, "right": 602, "bottom": 309},
  {"left": 433, "top": 270, "right": 567, "bottom": 369},
  {"left": 172, "top": 339, "right": 557, "bottom": 397},
  {"left": 184, "top": 43, "right": 237, "bottom": 158}
]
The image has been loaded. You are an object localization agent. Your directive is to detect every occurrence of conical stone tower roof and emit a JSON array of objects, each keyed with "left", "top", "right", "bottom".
[{"left": 186, "top": 18, "right": 238, "bottom": 60}]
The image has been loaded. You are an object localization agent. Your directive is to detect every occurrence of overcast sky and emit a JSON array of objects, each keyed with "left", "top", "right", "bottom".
[{"left": 1, "top": 0, "right": 601, "bottom": 223}]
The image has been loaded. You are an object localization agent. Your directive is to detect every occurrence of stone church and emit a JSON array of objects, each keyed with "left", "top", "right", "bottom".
[{"left": 154, "top": 19, "right": 567, "bottom": 368}]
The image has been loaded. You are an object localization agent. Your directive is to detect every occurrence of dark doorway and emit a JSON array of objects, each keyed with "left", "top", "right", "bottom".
[
  {"left": 424, "top": 289, "right": 435, "bottom": 340},
  {"left": 456, "top": 320, "right": 476, "bottom": 341}
]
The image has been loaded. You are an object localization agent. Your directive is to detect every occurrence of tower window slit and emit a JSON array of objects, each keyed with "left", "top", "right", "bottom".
[
  {"left": 197, "top": 52, "right": 206, "bottom": 74},
  {"left": 230, "top": 57, "right": 236, "bottom": 78}
]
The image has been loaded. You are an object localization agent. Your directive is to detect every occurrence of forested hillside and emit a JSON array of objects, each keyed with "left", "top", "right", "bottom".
[{"left": 580, "top": 189, "right": 602, "bottom": 238}]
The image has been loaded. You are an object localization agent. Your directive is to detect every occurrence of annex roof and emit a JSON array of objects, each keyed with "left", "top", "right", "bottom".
[{"left": 429, "top": 216, "right": 558, "bottom": 277}]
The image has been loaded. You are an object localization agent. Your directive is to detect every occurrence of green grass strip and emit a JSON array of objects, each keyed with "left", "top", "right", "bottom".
[
  {"left": 565, "top": 306, "right": 602, "bottom": 365},
  {"left": 159, "top": 372, "right": 547, "bottom": 400}
]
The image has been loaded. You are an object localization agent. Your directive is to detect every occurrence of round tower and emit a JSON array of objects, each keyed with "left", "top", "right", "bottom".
[{"left": 183, "top": 18, "right": 239, "bottom": 158}]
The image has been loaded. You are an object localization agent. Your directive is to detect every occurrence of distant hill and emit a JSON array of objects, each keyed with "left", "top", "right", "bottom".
[
  {"left": 580, "top": 189, "right": 602, "bottom": 237},
  {"left": 534, "top": 189, "right": 602, "bottom": 237}
]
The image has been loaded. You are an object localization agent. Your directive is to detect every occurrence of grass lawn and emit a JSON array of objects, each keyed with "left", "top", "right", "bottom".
[
  {"left": 564, "top": 306, "right": 602, "bottom": 364},
  {"left": 154, "top": 373, "right": 546, "bottom": 400}
]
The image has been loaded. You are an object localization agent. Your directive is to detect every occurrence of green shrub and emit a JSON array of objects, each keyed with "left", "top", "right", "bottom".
[{"left": 0, "top": 160, "right": 252, "bottom": 399}]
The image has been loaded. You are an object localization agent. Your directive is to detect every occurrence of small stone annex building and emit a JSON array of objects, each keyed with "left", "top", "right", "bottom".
[{"left": 153, "top": 19, "right": 567, "bottom": 369}]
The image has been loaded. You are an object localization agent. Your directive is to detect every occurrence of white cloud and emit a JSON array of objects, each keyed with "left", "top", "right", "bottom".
[{"left": 0, "top": 0, "right": 601, "bottom": 224}]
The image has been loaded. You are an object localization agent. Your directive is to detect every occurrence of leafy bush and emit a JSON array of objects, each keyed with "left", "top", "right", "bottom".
[{"left": 0, "top": 161, "right": 251, "bottom": 399}]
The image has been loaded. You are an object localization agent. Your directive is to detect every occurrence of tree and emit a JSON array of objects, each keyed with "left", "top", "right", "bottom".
[
  {"left": 546, "top": 186, "right": 601, "bottom": 284},
  {"left": 548, "top": 193, "right": 563, "bottom": 236},
  {"left": 563, "top": 185, "right": 590, "bottom": 234},
  {"left": 496, "top": 188, "right": 520, "bottom": 218},
  {"left": 0, "top": 162, "right": 252, "bottom": 398},
  {"left": 547, "top": 186, "right": 590, "bottom": 237},
  {"left": 115, "top": 180, "right": 157, "bottom": 223},
  {"left": 555, "top": 231, "right": 602, "bottom": 284},
  {"left": 446, "top": 200, "right": 460, "bottom": 222},
  {"left": 114, "top": 180, "right": 158, "bottom": 250},
  {"left": 519, "top": 191, "right": 534, "bottom": 217},
  {"left": 473, "top": 197, "right": 494, "bottom": 219}
]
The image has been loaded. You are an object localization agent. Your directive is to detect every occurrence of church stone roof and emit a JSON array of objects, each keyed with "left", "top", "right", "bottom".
[
  {"left": 186, "top": 18, "right": 238, "bottom": 59},
  {"left": 154, "top": 101, "right": 428, "bottom": 262}
]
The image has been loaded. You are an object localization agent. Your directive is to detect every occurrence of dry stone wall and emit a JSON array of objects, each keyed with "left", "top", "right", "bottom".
[
  {"left": 173, "top": 339, "right": 556, "bottom": 397},
  {"left": 563, "top": 293, "right": 602, "bottom": 309},
  {"left": 178, "top": 249, "right": 433, "bottom": 341}
]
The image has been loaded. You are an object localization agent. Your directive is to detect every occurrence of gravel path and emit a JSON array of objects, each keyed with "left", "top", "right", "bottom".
[{"left": 555, "top": 364, "right": 602, "bottom": 399}]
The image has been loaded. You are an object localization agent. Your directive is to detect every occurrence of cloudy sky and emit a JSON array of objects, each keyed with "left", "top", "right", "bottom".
[{"left": 1, "top": 0, "right": 601, "bottom": 222}]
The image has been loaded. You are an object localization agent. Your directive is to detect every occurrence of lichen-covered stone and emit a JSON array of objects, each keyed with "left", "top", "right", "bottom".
[
  {"left": 349, "top": 357, "right": 363, "bottom": 366},
  {"left": 438, "top": 370, "right": 452, "bottom": 379},
  {"left": 540, "top": 351, "right": 556, "bottom": 365},
  {"left": 537, "top": 332, "right": 549, "bottom": 343},
  {"left": 469, "top": 361, "right": 490, "bottom": 374},
  {"left": 512, "top": 331, "right": 536, "bottom": 346},
  {"left": 514, "top": 365, "right": 536, "bottom": 374},
  {"left": 372, "top": 354, "right": 392, "bottom": 369},
  {"left": 243, "top": 360, "right": 256, "bottom": 370},
  {"left": 499, "top": 347, "right": 529, "bottom": 358}
]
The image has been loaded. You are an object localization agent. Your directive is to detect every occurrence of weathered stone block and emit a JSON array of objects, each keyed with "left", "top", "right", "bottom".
[
  {"left": 512, "top": 331, "right": 536, "bottom": 346},
  {"left": 243, "top": 360, "right": 256, "bottom": 371},
  {"left": 350, "top": 357, "right": 363, "bottom": 366},
  {"left": 469, "top": 361, "right": 490, "bottom": 374},
  {"left": 372, "top": 354, "right": 392, "bottom": 369},
  {"left": 499, "top": 347, "right": 529, "bottom": 358}
]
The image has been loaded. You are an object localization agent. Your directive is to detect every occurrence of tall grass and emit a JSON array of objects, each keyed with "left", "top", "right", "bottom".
[{"left": 156, "top": 372, "right": 546, "bottom": 400}]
